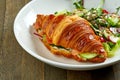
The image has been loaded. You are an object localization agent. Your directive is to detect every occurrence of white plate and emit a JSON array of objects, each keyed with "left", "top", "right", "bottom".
[{"left": 14, "top": 0, "right": 120, "bottom": 70}]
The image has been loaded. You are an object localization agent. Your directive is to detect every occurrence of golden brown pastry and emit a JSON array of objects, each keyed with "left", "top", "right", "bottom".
[{"left": 33, "top": 14, "right": 107, "bottom": 63}]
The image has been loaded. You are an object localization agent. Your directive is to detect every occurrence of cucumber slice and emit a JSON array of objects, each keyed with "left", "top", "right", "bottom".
[{"left": 79, "top": 53, "right": 98, "bottom": 59}]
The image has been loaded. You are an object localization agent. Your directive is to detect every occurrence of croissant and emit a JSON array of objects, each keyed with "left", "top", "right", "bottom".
[{"left": 33, "top": 14, "right": 107, "bottom": 63}]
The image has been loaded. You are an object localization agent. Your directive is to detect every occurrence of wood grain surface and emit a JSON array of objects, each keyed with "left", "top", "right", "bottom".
[{"left": 0, "top": 0, "right": 120, "bottom": 80}]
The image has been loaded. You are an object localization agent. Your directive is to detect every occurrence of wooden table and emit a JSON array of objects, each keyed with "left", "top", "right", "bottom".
[{"left": 0, "top": 0, "right": 120, "bottom": 80}]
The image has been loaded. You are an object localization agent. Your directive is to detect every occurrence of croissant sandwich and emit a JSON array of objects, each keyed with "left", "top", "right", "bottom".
[{"left": 33, "top": 14, "right": 107, "bottom": 63}]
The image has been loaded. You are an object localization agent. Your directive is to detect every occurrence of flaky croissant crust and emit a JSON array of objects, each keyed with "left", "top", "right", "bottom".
[{"left": 34, "top": 14, "right": 107, "bottom": 63}]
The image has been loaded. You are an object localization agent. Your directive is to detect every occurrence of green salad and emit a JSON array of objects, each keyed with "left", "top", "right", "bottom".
[{"left": 55, "top": 0, "right": 120, "bottom": 58}]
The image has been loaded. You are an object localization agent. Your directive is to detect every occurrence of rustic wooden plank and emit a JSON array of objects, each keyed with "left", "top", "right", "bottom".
[
  {"left": 91, "top": 66, "right": 115, "bottom": 80},
  {"left": 0, "top": 0, "right": 6, "bottom": 80},
  {"left": 44, "top": 64, "right": 67, "bottom": 80},
  {"left": 0, "top": 0, "right": 27, "bottom": 80},
  {"left": 1, "top": 0, "right": 44, "bottom": 80},
  {"left": 21, "top": 53, "right": 44, "bottom": 80},
  {"left": 113, "top": 63, "right": 120, "bottom": 80},
  {"left": 0, "top": 0, "right": 5, "bottom": 34},
  {"left": 67, "top": 70, "right": 92, "bottom": 80},
  {"left": 0, "top": 0, "right": 6, "bottom": 57},
  {"left": 20, "top": 0, "right": 44, "bottom": 79}
]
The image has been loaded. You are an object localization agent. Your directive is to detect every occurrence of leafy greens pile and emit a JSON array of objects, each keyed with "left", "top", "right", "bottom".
[{"left": 55, "top": 0, "right": 120, "bottom": 57}]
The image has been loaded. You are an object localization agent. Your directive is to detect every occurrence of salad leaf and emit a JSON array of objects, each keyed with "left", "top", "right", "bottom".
[
  {"left": 73, "top": 0, "right": 84, "bottom": 10},
  {"left": 72, "top": 0, "right": 120, "bottom": 58},
  {"left": 90, "top": 23, "right": 102, "bottom": 36},
  {"left": 103, "top": 40, "right": 120, "bottom": 57},
  {"left": 105, "top": 14, "right": 120, "bottom": 27},
  {"left": 116, "top": 6, "right": 120, "bottom": 14}
]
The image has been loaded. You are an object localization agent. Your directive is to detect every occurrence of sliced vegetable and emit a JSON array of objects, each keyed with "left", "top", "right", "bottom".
[
  {"left": 103, "top": 28, "right": 120, "bottom": 43},
  {"left": 79, "top": 53, "right": 98, "bottom": 59},
  {"left": 109, "top": 35, "right": 120, "bottom": 43}
]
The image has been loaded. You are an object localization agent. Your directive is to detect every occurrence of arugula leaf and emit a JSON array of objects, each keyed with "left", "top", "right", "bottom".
[
  {"left": 73, "top": 0, "right": 84, "bottom": 10},
  {"left": 116, "top": 6, "right": 120, "bottom": 14}
]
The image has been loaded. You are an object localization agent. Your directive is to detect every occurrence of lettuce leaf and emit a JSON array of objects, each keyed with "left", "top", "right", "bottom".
[{"left": 103, "top": 40, "right": 120, "bottom": 57}]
